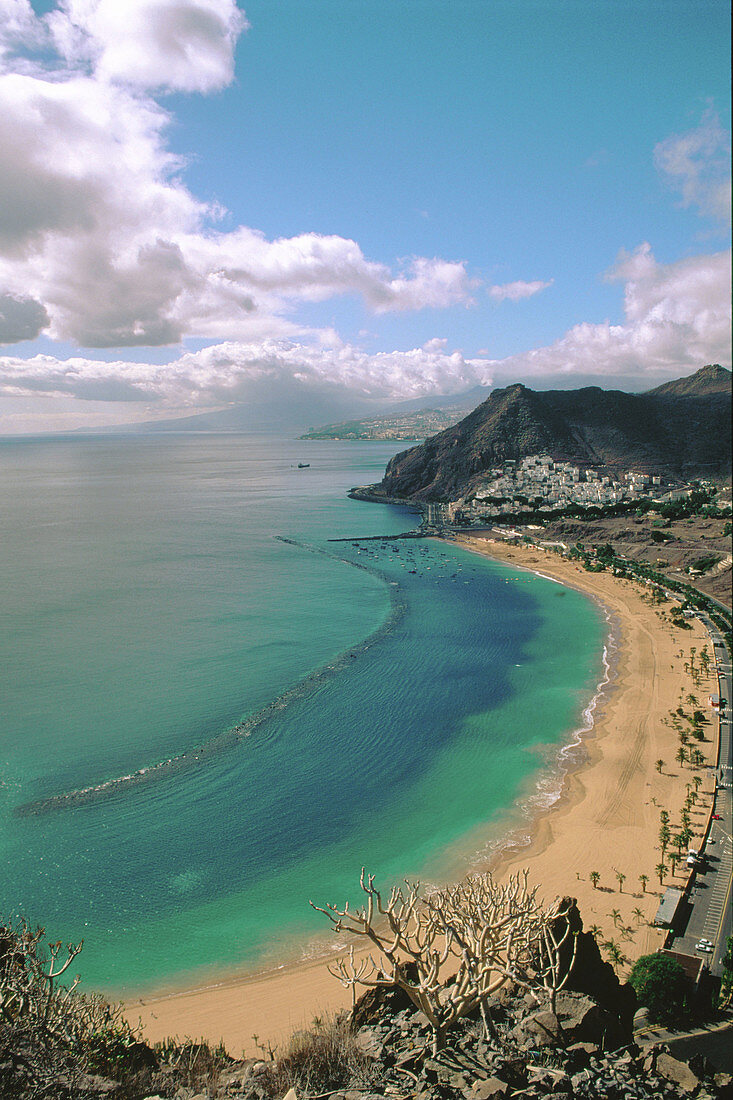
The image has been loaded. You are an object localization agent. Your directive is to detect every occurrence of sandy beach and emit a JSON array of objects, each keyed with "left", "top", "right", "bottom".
[{"left": 130, "top": 538, "right": 718, "bottom": 1057}]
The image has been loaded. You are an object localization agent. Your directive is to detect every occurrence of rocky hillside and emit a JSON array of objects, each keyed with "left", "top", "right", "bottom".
[
  {"left": 4, "top": 900, "right": 733, "bottom": 1099},
  {"left": 377, "top": 366, "right": 732, "bottom": 502}
]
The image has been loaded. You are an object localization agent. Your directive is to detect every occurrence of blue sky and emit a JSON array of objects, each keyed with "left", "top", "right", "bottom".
[{"left": 0, "top": 0, "right": 730, "bottom": 430}]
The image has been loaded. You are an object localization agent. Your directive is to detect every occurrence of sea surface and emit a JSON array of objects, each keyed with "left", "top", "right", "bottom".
[{"left": 0, "top": 434, "right": 606, "bottom": 994}]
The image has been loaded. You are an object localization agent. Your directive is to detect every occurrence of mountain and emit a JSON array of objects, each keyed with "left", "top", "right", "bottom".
[
  {"left": 84, "top": 385, "right": 384, "bottom": 435},
  {"left": 646, "top": 362, "right": 732, "bottom": 398},
  {"left": 80, "top": 384, "right": 492, "bottom": 436},
  {"left": 378, "top": 365, "right": 732, "bottom": 501}
]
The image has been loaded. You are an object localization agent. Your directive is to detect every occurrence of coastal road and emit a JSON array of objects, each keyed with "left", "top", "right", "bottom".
[{"left": 674, "top": 611, "right": 732, "bottom": 977}]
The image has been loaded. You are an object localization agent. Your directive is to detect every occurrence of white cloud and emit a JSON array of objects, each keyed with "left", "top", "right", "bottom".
[
  {"left": 0, "top": 338, "right": 494, "bottom": 406},
  {"left": 491, "top": 245, "right": 731, "bottom": 382},
  {"left": 1, "top": 244, "right": 726, "bottom": 416},
  {"left": 0, "top": 242, "right": 728, "bottom": 429},
  {"left": 47, "top": 0, "right": 248, "bottom": 93},
  {"left": 0, "top": 0, "right": 43, "bottom": 64},
  {"left": 654, "top": 108, "right": 731, "bottom": 227},
  {"left": 0, "top": 3, "right": 476, "bottom": 350},
  {"left": 488, "top": 278, "right": 553, "bottom": 302}
]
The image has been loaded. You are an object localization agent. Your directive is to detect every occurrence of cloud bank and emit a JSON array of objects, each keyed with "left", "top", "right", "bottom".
[
  {"left": 492, "top": 246, "right": 731, "bottom": 383},
  {"left": 0, "top": 1, "right": 729, "bottom": 425},
  {"left": 2, "top": 245, "right": 728, "bottom": 412},
  {"left": 0, "top": 338, "right": 494, "bottom": 406},
  {"left": 0, "top": 0, "right": 478, "bottom": 350}
]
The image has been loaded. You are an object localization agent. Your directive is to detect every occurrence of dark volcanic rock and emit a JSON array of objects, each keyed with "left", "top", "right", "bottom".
[
  {"left": 551, "top": 899, "right": 637, "bottom": 1040},
  {"left": 378, "top": 365, "right": 732, "bottom": 501},
  {"left": 351, "top": 972, "right": 418, "bottom": 1029}
]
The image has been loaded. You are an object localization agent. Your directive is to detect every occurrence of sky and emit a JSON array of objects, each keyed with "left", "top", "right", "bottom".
[{"left": 0, "top": 0, "right": 730, "bottom": 432}]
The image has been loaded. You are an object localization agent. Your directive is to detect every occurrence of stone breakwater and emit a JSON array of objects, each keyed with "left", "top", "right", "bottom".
[{"left": 15, "top": 537, "right": 406, "bottom": 818}]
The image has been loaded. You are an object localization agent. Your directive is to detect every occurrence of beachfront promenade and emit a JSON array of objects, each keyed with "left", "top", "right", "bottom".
[{"left": 672, "top": 610, "right": 732, "bottom": 978}]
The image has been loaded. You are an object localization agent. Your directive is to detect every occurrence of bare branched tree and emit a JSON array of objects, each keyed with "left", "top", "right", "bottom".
[
  {"left": 312, "top": 868, "right": 564, "bottom": 1054},
  {"left": 530, "top": 899, "right": 579, "bottom": 1015},
  {"left": 1, "top": 919, "right": 82, "bottom": 1037}
]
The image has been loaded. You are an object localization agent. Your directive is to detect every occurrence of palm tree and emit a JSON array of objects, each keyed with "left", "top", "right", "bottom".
[
  {"left": 615, "top": 871, "right": 626, "bottom": 893},
  {"left": 659, "top": 809, "right": 670, "bottom": 826},
  {"left": 610, "top": 908, "right": 622, "bottom": 927},
  {"left": 676, "top": 746, "right": 687, "bottom": 766},
  {"left": 638, "top": 873, "right": 649, "bottom": 893},
  {"left": 588, "top": 924, "right": 602, "bottom": 939},
  {"left": 632, "top": 906, "right": 645, "bottom": 925},
  {"left": 620, "top": 925, "right": 634, "bottom": 942},
  {"left": 659, "top": 824, "right": 670, "bottom": 857},
  {"left": 656, "top": 861, "right": 668, "bottom": 886},
  {"left": 590, "top": 870, "right": 600, "bottom": 889},
  {"left": 693, "top": 775, "right": 702, "bottom": 792},
  {"left": 655, "top": 758, "right": 665, "bottom": 774},
  {"left": 604, "top": 940, "right": 626, "bottom": 972}
]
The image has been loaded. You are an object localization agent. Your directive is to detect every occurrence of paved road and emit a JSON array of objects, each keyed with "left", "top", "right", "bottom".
[{"left": 673, "top": 611, "right": 732, "bottom": 976}]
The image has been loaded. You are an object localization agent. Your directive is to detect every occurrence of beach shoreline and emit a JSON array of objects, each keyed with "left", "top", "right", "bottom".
[{"left": 128, "top": 535, "right": 717, "bottom": 1057}]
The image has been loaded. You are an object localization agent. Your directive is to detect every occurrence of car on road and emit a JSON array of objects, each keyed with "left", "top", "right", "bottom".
[{"left": 712, "top": 813, "right": 723, "bottom": 820}]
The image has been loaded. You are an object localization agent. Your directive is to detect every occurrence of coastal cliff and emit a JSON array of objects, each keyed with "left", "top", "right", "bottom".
[{"left": 377, "top": 365, "right": 732, "bottom": 502}]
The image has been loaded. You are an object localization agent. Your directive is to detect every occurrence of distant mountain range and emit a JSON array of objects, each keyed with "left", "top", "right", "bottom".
[
  {"left": 86, "top": 384, "right": 491, "bottom": 435},
  {"left": 377, "top": 365, "right": 732, "bottom": 502}
]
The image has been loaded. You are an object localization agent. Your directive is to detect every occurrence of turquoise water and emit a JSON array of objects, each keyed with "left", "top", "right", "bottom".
[{"left": 0, "top": 434, "right": 605, "bottom": 994}]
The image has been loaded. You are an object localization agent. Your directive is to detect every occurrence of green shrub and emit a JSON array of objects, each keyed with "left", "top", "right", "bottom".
[
  {"left": 689, "top": 554, "right": 721, "bottom": 573},
  {"left": 629, "top": 953, "right": 690, "bottom": 1025}
]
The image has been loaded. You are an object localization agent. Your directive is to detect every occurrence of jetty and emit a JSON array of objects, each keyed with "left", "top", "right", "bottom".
[{"left": 328, "top": 529, "right": 430, "bottom": 543}]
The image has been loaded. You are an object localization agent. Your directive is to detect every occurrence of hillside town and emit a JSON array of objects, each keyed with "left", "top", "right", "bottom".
[{"left": 445, "top": 454, "right": 680, "bottom": 523}]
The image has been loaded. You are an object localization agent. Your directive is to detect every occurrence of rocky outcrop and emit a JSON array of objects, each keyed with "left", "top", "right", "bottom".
[{"left": 552, "top": 899, "right": 637, "bottom": 1036}]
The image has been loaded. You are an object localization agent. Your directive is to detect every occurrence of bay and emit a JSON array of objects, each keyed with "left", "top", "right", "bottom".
[{"left": 0, "top": 434, "right": 605, "bottom": 994}]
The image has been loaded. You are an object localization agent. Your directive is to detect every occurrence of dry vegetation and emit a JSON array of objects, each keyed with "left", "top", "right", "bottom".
[{"left": 542, "top": 512, "right": 732, "bottom": 606}]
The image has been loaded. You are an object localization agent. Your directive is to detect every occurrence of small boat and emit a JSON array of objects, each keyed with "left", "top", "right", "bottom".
[{"left": 297, "top": 462, "right": 310, "bottom": 468}]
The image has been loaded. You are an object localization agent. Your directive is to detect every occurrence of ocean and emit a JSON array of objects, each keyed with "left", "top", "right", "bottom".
[{"left": 0, "top": 433, "right": 606, "bottom": 994}]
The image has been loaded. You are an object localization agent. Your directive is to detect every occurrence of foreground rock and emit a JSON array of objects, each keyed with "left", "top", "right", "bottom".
[
  {"left": 2, "top": 900, "right": 729, "bottom": 1098},
  {"left": 3, "top": 988, "right": 731, "bottom": 1099}
]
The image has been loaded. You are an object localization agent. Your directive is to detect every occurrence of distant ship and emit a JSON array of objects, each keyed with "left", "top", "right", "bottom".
[{"left": 297, "top": 462, "right": 310, "bottom": 468}]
